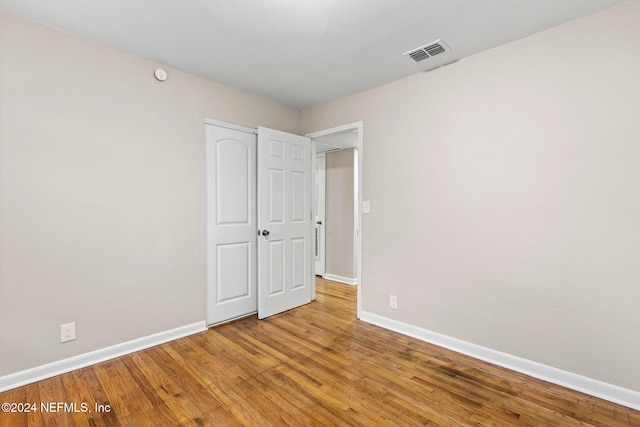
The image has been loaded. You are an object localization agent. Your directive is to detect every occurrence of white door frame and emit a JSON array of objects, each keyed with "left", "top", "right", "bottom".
[
  {"left": 314, "top": 153, "right": 326, "bottom": 277},
  {"left": 307, "top": 121, "right": 363, "bottom": 318}
]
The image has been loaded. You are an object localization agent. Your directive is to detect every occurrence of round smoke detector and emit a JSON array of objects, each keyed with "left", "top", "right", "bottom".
[{"left": 154, "top": 68, "right": 168, "bottom": 81}]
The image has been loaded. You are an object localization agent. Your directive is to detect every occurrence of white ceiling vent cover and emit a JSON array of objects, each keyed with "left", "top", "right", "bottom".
[{"left": 404, "top": 40, "right": 449, "bottom": 63}]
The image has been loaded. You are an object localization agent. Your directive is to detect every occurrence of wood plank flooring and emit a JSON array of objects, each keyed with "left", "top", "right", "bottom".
[{"left": 1, "top": 277, "right": 639, "bottom": 426}]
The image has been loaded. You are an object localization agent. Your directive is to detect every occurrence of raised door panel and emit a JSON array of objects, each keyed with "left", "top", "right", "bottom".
[
  {"left": 216, "top": 242, "right": 250, "bottom": 302},
  {"left": 217, "top": 141, "right": 250, "bottom": 225}
]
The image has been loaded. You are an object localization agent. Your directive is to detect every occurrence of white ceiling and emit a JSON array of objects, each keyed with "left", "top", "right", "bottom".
[
  {"left": 315, "top": 130, "right": 359, "bottom": 153},
  {"left": 0, "top": 0, "right": 626, "bottom": 109}
]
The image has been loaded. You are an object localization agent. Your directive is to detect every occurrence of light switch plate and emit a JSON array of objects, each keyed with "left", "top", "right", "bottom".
[{"left": 363, "top": 201, "right": 370, "bottom": 214}]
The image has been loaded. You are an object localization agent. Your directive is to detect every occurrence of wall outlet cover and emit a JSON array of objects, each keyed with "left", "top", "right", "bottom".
[
  {"left": 389, "top": 295, "right": 398, "bottom": 309},
  {"left": 60, "top": 322, "right": 76, "bottom": 343}
]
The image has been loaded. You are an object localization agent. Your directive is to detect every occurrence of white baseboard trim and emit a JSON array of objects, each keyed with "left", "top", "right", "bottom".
[
  {"left": 323, "top": 274, "right": 357, "bottom": 285},
  {"left": 359, "top": 311, "right": 640, "bottom": 411},
  {"left": 0, "top": 321, "right": 207, "bottom": 393}
]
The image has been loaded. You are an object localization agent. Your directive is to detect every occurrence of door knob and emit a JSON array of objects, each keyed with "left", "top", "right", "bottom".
[
  {"left": 316, "top": 221, "right": 322, "bottom": 225},
  {"left": 261, "top": 229, "right": 270, "bottom": 237}
]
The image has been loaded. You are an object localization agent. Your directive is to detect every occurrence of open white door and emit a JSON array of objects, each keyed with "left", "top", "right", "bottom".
[{"left": 257, "top": 127, "right": 312, "bottom": 319}]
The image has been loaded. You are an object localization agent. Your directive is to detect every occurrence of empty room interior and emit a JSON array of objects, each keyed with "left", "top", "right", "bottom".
[{"left": 1, "top": 0, "right": 640, "bottom": 425}]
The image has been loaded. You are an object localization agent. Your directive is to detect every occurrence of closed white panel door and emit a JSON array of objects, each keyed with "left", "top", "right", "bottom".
[
  {"left": 314, "top": 154, "right": 326, "bottom": 276},
  {"left": 257, "top": 127, "right": 312, "bottom": 319},
  {"left": 206, "top": 124, "right": 257, "bottom": 325}
]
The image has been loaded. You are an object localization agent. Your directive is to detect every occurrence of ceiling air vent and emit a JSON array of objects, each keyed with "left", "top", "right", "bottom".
[{"left": 404, "top": 40, "right": 449, "bottom": 63}]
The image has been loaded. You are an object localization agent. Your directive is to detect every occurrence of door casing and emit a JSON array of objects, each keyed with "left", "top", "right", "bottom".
[{"left": 314, "top": 153, "right": 326, "bottom": 277}]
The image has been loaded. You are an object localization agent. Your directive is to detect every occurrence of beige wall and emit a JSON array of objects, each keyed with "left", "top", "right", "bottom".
[
  {"left": 0, "top": 11, "right": 300, "bottom": 376},
  {"left": 325, "top": 149, "right": 356, "bottom": 280},
  {"left": 302, "top": 1, "right": 640, "bottom": 392}
]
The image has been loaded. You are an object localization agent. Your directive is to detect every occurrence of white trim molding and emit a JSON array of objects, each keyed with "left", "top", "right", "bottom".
[
  {"left": 204, "top": 118, "right": 255, "bottom": 134},
  {"left": 0, "top": 321, "right": 207, "bottom": 393},
  {"left": 323, "top": 274, "right": 358, "bottom": 286},
  {"left": 359, "top": 311, "right": 640, "bottom": 411}
]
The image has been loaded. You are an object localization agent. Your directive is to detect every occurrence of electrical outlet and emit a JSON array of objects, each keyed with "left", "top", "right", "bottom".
[
  {"left": 60, "top": 322, "right": 76, "bottom": 343},
  {"left": 389, "top": 295, "right": 398, "bottom": 310}
]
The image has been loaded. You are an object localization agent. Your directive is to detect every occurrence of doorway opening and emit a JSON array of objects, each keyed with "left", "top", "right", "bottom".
[{"left": 307, "top": 122, "right": 363, "bottom": 318}]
